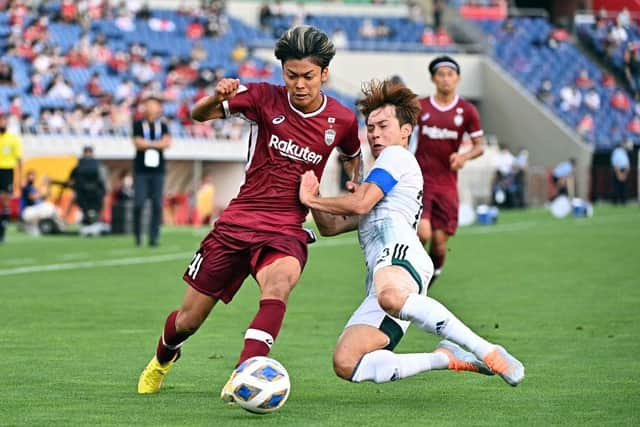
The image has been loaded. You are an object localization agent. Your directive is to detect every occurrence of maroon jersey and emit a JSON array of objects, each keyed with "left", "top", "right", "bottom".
[
  {"left": 415, "top": 95, "right": 483, "bottom": 190},
  {"left": 218, "top": 82, "right": 361, "bottom": 238}
]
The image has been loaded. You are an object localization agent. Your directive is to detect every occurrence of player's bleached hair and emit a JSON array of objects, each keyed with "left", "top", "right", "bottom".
[
  {"left": 274, "top": 26, "right": 336, "bottom": 69},
  {"left": 356, "top": 79, "right": 421, "bottom": 129}
]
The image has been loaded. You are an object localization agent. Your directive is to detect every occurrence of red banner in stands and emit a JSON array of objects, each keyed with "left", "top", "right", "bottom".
[{"left": 592, "top": 0, "right": 640, "bottom": 13}]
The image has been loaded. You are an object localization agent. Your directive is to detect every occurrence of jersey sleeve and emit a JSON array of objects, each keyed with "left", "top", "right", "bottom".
[
  {"left": 223, "top": 82, "right": 263, "bottom": 122},
  {"left": 465, "top": 103, "right": 484, "bottom": 139},
  {"left": 337, "top": 117, "right": 361, "bottom": 158},
  {"left": 363, "top": 146, "right": 407, "bottom": 195}
]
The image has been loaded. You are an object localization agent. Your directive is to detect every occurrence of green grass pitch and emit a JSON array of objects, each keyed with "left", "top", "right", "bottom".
[{"left": 1, "top": 205, "right": 639, "bottom": 426}]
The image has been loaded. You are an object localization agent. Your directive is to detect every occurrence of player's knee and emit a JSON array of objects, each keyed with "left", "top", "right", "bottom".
[
  {"left": 377, "top": 288, "right": 407, "bottom": 316},
  {"left": 332, "top": 352, "right": 358, "bottom": 381},
  {"left": 175, "top": 309, "right": 205, "bottom": 335}
]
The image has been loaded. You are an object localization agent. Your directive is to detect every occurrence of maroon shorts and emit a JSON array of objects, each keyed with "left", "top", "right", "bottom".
[
  {"left": 182, "top": 224, "right": 308, "bottom": 304},
  {"left": 421, "top": 188, "right": 459, "bottom": 235}
]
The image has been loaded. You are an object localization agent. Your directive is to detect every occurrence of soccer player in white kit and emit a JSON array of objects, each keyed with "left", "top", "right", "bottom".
[{"left": 299, "top": 79, "right": 524, "bottom": 386}]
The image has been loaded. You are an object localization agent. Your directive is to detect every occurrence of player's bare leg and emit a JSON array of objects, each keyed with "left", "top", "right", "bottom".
[
  {"left": 221, "top": 255, "right": 301, "bottom": 402},
  {"left": 417, "top": 218, "right": 432, "bottom": 246},
  {"left": 428, "top": 228, "right": 450, "bottom": 287},
  {"left": 138, "top": 287, "right": 217, "bottom": 394}
]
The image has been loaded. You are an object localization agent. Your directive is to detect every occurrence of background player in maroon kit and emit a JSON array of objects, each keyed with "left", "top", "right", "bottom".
[
  {"left": 415, "top": 56, "right": 485, "bottom": 286},
  {"left": 137, "top": 26, "right": 362, "bottom": 398}
]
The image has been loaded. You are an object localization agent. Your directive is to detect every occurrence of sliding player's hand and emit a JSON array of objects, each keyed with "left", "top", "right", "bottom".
[{"left": 299, "top": 171, "right": 320, "bottom": 207}]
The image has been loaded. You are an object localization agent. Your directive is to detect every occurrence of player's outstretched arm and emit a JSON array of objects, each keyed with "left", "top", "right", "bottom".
[
  {"left": 299, "top": 171, "right": 383, "bottom": 216},
  {"left": 309, "top": 208, "right": 359, "bottom": 236},
  {"left": 191, "top": 78, "right": 240, "bottom": 122},
  {"left": 340, "top": 152, "right": 363, "bottom": 191}
]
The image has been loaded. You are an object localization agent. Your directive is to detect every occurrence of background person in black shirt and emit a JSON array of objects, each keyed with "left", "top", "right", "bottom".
[{"left": 132, "top": 93, "right": 171, "bottom": 247}]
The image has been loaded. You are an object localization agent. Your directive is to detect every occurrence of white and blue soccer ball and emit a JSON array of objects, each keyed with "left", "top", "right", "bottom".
[{"left": 230, "top": 356, "right": 291, "bottom": 414}]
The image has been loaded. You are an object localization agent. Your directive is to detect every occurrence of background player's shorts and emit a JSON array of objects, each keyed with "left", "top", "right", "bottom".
[
  {"left": 182, "top": 224, "right": 308, "bottom": 304},
  {"left": 345, "top": 294, "right": 410, "bottom": 351},
  {"left": 421, "top": 187, "right": 459, "bottom": 235},
  {"left": 0, "top": 169, "right": 14, "bottom": 193}
]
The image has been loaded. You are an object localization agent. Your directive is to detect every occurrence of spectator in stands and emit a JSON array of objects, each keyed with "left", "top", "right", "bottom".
[
  {"left": 231, "top": 40, "right": 249, "bottom": 63},
  {"left": 432, "top": 0, "right": 443, "bottom": 31},
  {"left": 601, "top": 72, "right": 616, "bottom": 89},
  {"left": 66, "top": 45, "right": 90, "bottom": 68},
  {"left": 331, "top": 28, "right": 349, "bottom": 50},
  {"left": 627, "top": 114, "right": 640, "bottom": 135},
  {"left": 47, "top": 74, "right": 74, "bottom": 101},
  {"left": 359, "top": 18, "right": 377, "bottom": 39},
  {"left": 576, "top": 113, "right": 594, "bottom": 139},
  {"left": 551, "top": 158, "right": 576, "bottom": 199},
  {"left": 584, "top": 88, "right": 601, "bottom": 112},
  {"left": 186, "top": 19, "right": 205, "bottom": 39},
  {"left": 0, "top": 60, "right": 14, "bottom": 86},
  {"left": 617, "top": 7, "right": 632, "bottom": 29},
  {"left": 90, "top": 34, "right": 113, "bottom": 64},
  {"left": 115, "top": 79, "right": 135, "bottom": 102},
  {"left": 191, "top": 41, "right": 208, "bottom": 62},
  {"left": 258, "top": 2, "right": 273, "bottom": 33},
  {"left": 624, "top": 43, "right": 640, "bottom": 100},
  {"left": 536, "top": 78, "right": 554, "bottom": 105},
  {"left": 108, "top": 51, "right": 130, "bottom": 74},
  {"left": 575, "top": 68, "right": 594, "bottom": 89},
  {"left": 86, "top": 72, "right": 104, "bottom": 98},
  {"left": 28, "top": 73, "right": 45, "bottom": 96},
  {"left": 59, "top": 0, "right": 79, "bottom": 23},
  {"left": 560, "top": 84, "right": 582, "bottom": 111},
  {"left": 607, "top": 22, "right": 627, "bottom": 52},
  {"left": 610, "top": 88, "right": 630, "bottom": 111},
  {"left": 131, "top": 93, "right": 171, "bottom": 247},
  {"left": 610, "top": 141, "right": 631, "bottom": 205}
]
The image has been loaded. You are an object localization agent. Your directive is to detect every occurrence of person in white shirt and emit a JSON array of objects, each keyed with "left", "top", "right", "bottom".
[
  {"left": 611, "top": 142, "right": 631, "bottom": 205},
  {"left": 299, "top": 79, "right": 524, "bottom": 387}
]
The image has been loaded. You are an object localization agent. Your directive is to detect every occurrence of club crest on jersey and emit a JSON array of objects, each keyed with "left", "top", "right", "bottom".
[
  {"left": 324, "top": 128, "right": 336, "bottom": 145},
  {"left": 421, "top": 112, "right": 430, "bottom": 121},
  {"left": 454, "top": 114, "right": 463, "bottom": 127},
  {"left": 272, "top": 115, "right": 286, "bottom": 125}
]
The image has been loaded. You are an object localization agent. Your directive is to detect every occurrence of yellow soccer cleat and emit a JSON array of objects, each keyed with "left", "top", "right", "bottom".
[
  {"left": 220, "top": 370, "right": 237, "bottom": 404},
  {"left": 137, "top": 356, "right": 176, "bottom": 394}
]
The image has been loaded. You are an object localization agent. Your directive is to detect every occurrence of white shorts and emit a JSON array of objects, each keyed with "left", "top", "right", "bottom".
[
  {"left": 345, "top": 241, "right": 433, "bottom": 350},
  {"left": 345, "top": 294, "right": 410, "bottom": 350},
  {"left": 22, "top": 202, "right": 57, "bottom": 223}
]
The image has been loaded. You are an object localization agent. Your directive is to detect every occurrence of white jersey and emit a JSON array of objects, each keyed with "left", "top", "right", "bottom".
[{"left": 357, "top": 145, "right": 432, "bottom": 296}]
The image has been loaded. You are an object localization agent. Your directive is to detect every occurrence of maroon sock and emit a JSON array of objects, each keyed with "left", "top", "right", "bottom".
[
  {"left": 431, "top": 252, "right": 446, "bottom": 272},
  {"left": 236, "top": 299, "right": 287, "bottom": 367},
  {"left": 156, "top": 310, "right": 192, "bottom": 364}
]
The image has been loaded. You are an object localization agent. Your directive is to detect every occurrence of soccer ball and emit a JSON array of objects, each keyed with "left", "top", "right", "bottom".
[{"left": 230, "top": 356, "right": 291, "bottom": 414}]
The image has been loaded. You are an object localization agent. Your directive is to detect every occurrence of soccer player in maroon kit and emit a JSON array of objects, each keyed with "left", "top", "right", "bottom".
[
  {"left": 137, "top": 26, "right": 362, "bottom": 397},
  {"left": 415, "top": 56, "right": 485, "bottom": 286}
]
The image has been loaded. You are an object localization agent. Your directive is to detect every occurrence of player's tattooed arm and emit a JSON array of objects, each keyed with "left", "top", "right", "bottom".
[
  {"left": 191, "top": 78, "right": 240, "bottom": 122},
  {"left": 340, "top": 151, "right": 363, "bottom": 192},
  {"left": 309, "top": 208, "right": 359, "bottom": 236}
]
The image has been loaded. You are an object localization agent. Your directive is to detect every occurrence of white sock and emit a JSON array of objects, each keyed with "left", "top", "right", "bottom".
[
  {"left": 350, "top": 349, "right": 449, "bottom": 383},
  {"left": 399, "top": 293, "right": 494, "bottom": 359}
]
